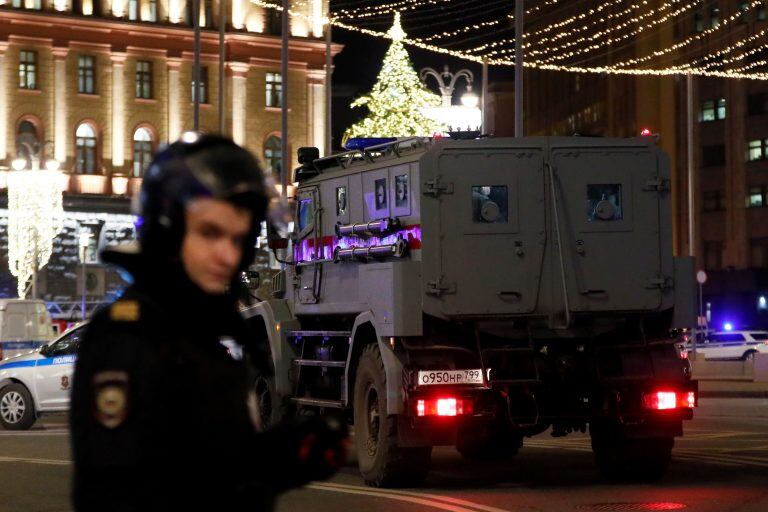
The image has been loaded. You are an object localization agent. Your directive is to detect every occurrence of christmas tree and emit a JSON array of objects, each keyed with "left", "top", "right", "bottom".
[{"left": 344, "top": 13, "right": 443, "bottom": 141}]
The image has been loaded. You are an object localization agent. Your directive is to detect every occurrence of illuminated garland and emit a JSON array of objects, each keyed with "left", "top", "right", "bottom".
[
  {"left": 7, "top": 170, "right": 64, "bottom": 298},
  {"left": 252, "top": 1, "right": 768, "bottom": 80},
  {"left": 513, "top": 0, "right": 700, "bottom": 61}
]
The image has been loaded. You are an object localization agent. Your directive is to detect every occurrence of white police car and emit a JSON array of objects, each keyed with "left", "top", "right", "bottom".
[
  {"left": 0, "top": 322, "right": 86, "bottom": 430},
  {"left": 682, "top": 330, "right": 768, "bottom": 361}
]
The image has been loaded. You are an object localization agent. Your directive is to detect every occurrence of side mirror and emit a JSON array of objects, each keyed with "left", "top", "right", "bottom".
[{"left": 39, "top": 344, "right": 49, "bottom": 357}]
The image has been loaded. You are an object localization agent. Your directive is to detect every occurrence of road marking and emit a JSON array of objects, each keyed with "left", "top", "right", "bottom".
[
  {"left": 0, "top": 429, "right": 69, "bottom": 436},
  {"left": 0, "top": 456, "right": 70, "bottom": 466},
  {"left": 308, "top": 482, "right": 525, "bottom": 512}
]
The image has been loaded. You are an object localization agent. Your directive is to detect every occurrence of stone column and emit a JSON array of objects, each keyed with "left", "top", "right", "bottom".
[
  {"left": 229, "top": 62, "right": 249, "bottom": 146},
  {"left": 0, "top": 42, "right": 8, "bottom": 162},
  {"left": 167, "top": 58, "right": 182, "bottom": 142},
  {"left": 111, "top": 53, "right": 127, "bottom": 169},
  {"left": 307, "top": 70, "right": 326, "bottom": 155},
  {"left": 52, "top": 47, "right": 69, "bottom": 165}
]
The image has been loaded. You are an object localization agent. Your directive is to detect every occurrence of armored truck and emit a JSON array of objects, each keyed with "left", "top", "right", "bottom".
[{"left": 243, "top": 136, "right": 698, "bottom": 487}]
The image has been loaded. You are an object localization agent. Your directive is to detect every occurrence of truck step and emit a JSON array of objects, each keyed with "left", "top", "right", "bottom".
[
  {"left": 291, "top": 397, "right": 344, "bottom": 408},
  {"left": 287, "top": 330, "right": 352, "bottom": 339},
  {"left": 293, "top": 359, "right": 347, "bottom": 368}
]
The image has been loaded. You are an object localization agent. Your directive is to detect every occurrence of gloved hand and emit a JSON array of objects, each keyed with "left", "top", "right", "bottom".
[{"left": 293, "top": 414, "right": 350, "bottom": 482}]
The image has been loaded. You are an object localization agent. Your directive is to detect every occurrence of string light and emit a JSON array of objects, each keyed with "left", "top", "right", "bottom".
[
  {"left": 518, "top": 0, "right": 700, "bottom": 62},
  {"left": 7, "top": 170, "right": 64, "bottom": 298},
  {"left": 252, "top": 2, "right": 768, "bottom": 80}
]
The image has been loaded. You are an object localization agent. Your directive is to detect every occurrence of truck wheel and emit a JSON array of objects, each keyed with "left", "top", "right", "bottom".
[
  {"left": 456, "top": 424, "right": 522, "bottom": 460},
  {"left": 591, "top": 424, "right": 673, "bottom": 482},
  {"left": 0, "top": 384, "right": 36, "bottom": 430},
  {"left": 354, "top": 344, "right": 431, "bottom": 487}
]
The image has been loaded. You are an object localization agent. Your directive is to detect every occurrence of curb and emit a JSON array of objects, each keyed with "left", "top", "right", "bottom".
[{"left": 699, "top": 390, "right": 768, "bottom": 399}]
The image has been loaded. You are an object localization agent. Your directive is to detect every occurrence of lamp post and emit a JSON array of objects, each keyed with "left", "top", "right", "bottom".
[
  {"left": 420, "top": 65, "right": 477, "bottom": 108},
  {"left": 78, "top": 232, "right": 92, "bottom": 321}
]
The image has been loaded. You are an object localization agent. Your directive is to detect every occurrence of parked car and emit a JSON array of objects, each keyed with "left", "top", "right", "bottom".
[
  {"left": 0, "top": 322, "right": 87, "bottom": 430},
  {"left": 681, "top": 330, "right": 768, "bottom": 361}
]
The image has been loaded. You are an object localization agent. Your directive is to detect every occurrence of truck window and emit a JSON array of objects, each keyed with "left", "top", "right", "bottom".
[
  {"left": 711, "top": 333, "right": 745, "bottom": 342},
  {"left": 336, "top": 186, "right": 347, "bottom": 216},
  {"left": 587, "top": 184, "right": 623, "bottom": 222},
  {"left": 472, "top": 185, "right": 508, "bottom": 224},
  {"left": 297, "top": 197, "right": 314, "bottom": 234},
  {"left": 749, "top": 332, "right": 768, "bottom": 340},
  {"left": 34, "top": 303, "right": 51, "bottom": 338}
]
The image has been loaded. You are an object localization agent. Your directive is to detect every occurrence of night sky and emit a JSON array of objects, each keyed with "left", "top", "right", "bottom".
[{"left": 329, "top": 1, "right": 519, "bottom": 150}]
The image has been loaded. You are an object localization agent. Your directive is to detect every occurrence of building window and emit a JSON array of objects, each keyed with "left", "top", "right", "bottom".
[
  {"left": 16, "top": 119, "right": 39, "bottom": 169},
  {"left": 716, "top": 98, "right": 726, "bottom": 119},
  {"left": 78, "top": 56, "right": 96, "bottom": 94},
  {"left": 191, "top": 67, "right": 209, "bottom": 104},
  {"left": 128, "top": 0, "right": 138, "bottom": 20},
  {"left": 694, "top": 11, "right": 704, "bottom": 32},
  {"left": 132, "top": 127, "right": 154, "bottom": 178},
  {"left": 266, "top": 73, "right": 282, "bottom": 108},
  {"left": 75, "top": 123, "right": 98, "bottom": 174},
  {"left": 264, "top": 135, "right": 282, "bottom": 177},
  {"left": 135, "top": 60, "right": 153, "bottom": 99},
  {"left": 747, "top": 139, "right": 768, "bottom": 161},
  {"left": 699, "top": 98, "right": 726, "bottom": 121},
  {"left": 710, "top": 7, "right": 720, "bottom": 28},
  {"left": 747, "top": 186, "right": 767, "bottom": 208},
  {"left": 751, "top": 238, "right": 768, "bottom": 268},
  {"left": 18, "top": 50, "right": 37, "bottom": 90},
  {"left": 702, "top": 144, "right": 726, "bottom": 167},
  {"left": 704, "top": 241, "right": 723, "bottom": 271},
  {"left": 12, "top": 0, "right": 41, "bottom": 9},
  {"left": 703, "top": 191, "right": 725, "bottom": 212},
  {"left": 147, "top": 0, "right": 158, "bottom": 21},
  {"left": 759, "top": 2, "right": 767, "bottom": 21},
  {"left": 739, "top": 2, "right": 750, "bottom": 23},
  {"left": 748, "top": 93, "right": 768, "bottom": 116}
]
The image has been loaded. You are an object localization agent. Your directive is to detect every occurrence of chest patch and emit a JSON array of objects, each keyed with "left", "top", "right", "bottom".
[{"left": 93, "top": 371, "right": 130, "bottom": 429}]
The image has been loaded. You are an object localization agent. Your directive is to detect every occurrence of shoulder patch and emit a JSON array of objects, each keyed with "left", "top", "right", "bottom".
[
  {"left": 110, "top": 300, "right": 140, "bottom": 322},
  {"left": 93, "top": 371, "right": 130, "bottom": 429}
]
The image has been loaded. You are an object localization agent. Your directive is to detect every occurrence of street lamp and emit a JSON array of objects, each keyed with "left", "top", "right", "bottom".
[
  {"left": 419, "top": 65, "right": 482, "bottom": 134},
  {"left": 420, "top": 65, "right": 476, "bottom": 108}
]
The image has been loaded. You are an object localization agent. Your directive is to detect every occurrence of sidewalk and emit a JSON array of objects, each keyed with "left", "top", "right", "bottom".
[{"left": 697, "top": 379, "right": 768, "bottom": 398}]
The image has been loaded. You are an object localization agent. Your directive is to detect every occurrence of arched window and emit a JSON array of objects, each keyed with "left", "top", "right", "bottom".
[
  {"left": 132, "top": 127, "right": 154, "bottom": 177},
  {"left": 75, "top": 122, "right": 98, "bottom": 174},
  {"left": 16, "top": 119, "right": 40, "bottom": 168},
  {"left": 263, "top": 135, "right": 282, "bottom": 178}
]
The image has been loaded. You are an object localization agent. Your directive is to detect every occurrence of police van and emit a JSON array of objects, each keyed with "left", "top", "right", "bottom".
[
  {"left": 0, "top": 322, "right": 86, "bottom": 430},
  {"left": 0, "top": 299, "right": 56, "bottom": 360}
]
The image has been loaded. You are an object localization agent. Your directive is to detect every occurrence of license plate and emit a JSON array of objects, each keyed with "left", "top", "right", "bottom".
[{"left": 417, "top": 369, "right": 485, "bottom": 386}]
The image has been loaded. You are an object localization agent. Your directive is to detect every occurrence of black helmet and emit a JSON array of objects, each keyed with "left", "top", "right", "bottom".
[{"left": 137, "top": 133, "right": 270, "bottom": 270}]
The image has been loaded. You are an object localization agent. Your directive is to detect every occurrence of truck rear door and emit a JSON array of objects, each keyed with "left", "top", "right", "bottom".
[
  {"left": 421, "top": 145, "right": 546, "bottom": 318},
  {"left": 550, "top": 146, "right": 664, "bottom": 312}
]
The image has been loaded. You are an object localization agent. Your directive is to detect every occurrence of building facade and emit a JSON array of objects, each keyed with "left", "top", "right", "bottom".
[
  {"left": 0, "top": 0, "right": 338, "bottom": 309},
  {"left": 487, "top": 0, "right": 768, "bottom": 328}
]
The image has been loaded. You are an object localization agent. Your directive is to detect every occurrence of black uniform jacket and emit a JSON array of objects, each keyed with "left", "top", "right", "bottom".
[{"left": 70, "top": 261, "right": 295, "bottom": 512}]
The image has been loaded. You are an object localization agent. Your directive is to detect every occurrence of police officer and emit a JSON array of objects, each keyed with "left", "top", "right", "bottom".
[{"left": 70, "top": 134, "right": 346, "bottom": 512}]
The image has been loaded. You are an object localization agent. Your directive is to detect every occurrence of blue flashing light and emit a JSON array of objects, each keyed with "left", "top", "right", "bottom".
[
  {"left": 759, "top": 296, "right": 767, "bottom": 310},
  {"left": 723, "top": 322, "right": 734, "bottom": 332}
]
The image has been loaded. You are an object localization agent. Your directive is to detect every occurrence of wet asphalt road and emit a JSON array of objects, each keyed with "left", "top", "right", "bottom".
[{"left": 1, "top": 399, "right": 767, "bottom": 512}]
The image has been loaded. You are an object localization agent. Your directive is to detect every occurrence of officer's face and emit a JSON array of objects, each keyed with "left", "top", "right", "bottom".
[{"left": 181, "top": 198, "right": 252, "bottom": 295}]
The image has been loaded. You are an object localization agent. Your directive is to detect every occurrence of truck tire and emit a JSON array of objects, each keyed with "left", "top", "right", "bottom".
[
  {"left": 591, "top": 424, "right": 673, "bottom": 482},
  {"left": 249, "top": 347, "right": 291, "bottom": 431},
  {"left": 456, "top": 423, "right": 522, "bottom": 460},
  {"left": 354, "top": 344, "right": 431, "bottom": 487},
  {"left": 0, "top": 383, "right": 37, "bottom": 430},
  {"left": 742, "top": 350, "right": 757, "bottom": 361}
]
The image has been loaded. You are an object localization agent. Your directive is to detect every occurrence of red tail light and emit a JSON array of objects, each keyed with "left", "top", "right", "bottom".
[
  {"left": 416, "top": 397, "right": 472, "bottom": 417},
  {"left": 642, "top": 390, "right": 697, "bottom": 410}
]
